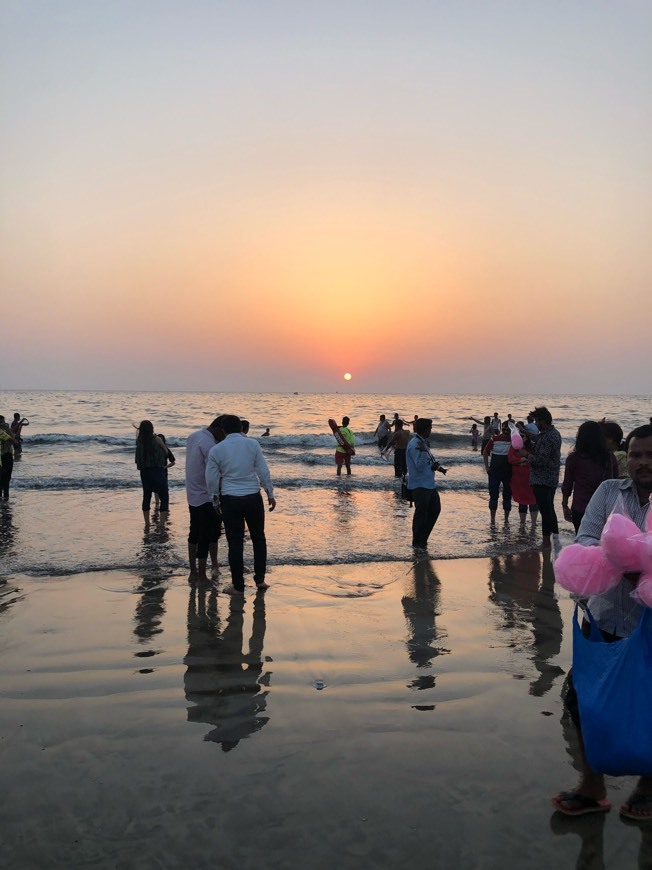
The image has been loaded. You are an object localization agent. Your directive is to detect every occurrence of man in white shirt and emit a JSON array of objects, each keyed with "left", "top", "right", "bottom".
[
  {"left": 206, "top": 415, "right": 276, "bottom": 595},
  {"left": 185, "top": 416, "right": 224, "bottom": 584}
]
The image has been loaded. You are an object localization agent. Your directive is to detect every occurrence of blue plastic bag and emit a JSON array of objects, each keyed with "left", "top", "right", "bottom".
[{"left": 572, "top": 603, "right": 652, "bottom": 776}]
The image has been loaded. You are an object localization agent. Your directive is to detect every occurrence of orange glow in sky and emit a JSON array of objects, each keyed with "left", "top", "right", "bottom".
[{"left": 1, "top": 2, "right": 650, "bottom": 393}]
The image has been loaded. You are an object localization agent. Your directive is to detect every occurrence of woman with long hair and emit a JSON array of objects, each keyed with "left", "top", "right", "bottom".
[
  {"left": 134, "top": 420, "right": 170, "bottom": 527},
  {"left": 561, "top": 420, "right": 618, "bottom": 533}
]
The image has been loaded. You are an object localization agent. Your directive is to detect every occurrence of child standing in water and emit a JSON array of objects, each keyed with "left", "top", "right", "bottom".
[{"left": 469, "top": 423, "right": 479, "bottom": 451}]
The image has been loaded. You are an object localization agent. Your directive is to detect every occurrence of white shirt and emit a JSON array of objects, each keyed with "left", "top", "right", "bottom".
[
  {"left": 185, "top": 428, "right": 218, "bottom": 506},
  {"left": 206, "top": 433, "right": 274, "bottom": 499}
]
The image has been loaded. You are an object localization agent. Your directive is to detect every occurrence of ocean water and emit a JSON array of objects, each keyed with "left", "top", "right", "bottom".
[{"left": 0, "top": 390, "right": 648, "bottom": 583}]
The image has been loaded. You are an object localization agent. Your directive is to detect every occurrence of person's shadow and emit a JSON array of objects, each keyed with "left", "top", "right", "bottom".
[
  {"left": 184, "top": 589, "right": 271, "bottom": 751},
  {"left": 487, "top": 550, "right": 564, "bottom": 697},
  {"left": 401, "top": 558, "right": 450, "bottom": 697}
]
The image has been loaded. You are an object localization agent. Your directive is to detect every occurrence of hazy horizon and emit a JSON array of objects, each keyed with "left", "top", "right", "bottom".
[{"left": 1, "top": 387, "right": 648, "bottom": 400}]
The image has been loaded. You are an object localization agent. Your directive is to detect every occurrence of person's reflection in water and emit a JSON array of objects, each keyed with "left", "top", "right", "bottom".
[
  {"left": 401, "top": 557, "right": 449, "bottom": 694},
  {"left": 334, "top": 488, "right": 357, "bottom": 530},
  {"left": 184, "top": 588, "right": 270, "bottom": 751},
  {"left": 133, "top": 519, "right": 172, "bottom": 646},
  {"left": 0, "top": 503, "right": 22, "bottom": 616},
  {"left": 487, "top": 550, "right": 564, "bottom": 697},
  {"left": 134, "top": 578, "right": 167, "bottom": 644},
  {"left": 549, "top": 811, "right": 606, "bottom": 870},
  {"left": 0, "top": 501, "right": 17, "bottom": 563}
]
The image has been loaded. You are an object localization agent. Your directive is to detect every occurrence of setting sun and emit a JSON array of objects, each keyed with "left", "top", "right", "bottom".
[{"left": 344, "top": 373, "right": 352, "bottom": 381}]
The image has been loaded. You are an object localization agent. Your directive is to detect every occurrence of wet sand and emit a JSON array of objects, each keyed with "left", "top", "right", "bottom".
[{"left": 1, "top": 555, "right": 649, "bottom": 869}]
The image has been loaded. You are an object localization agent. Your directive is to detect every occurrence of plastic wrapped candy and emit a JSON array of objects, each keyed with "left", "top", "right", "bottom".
[
  {"left": 631, "top": 576, "right": 652, "bottom": 608},
  {"left": 601, "top": 512, "right": 643, "bottom": 574},
  {"left": 629, "top": 533, "right": 652, "bottom": 576},
  {"left": 511, "top": 432, "right": 524, "bottom": 450},
  {"left": 554, "top": 543, "right": 621, "bottom": 596}
]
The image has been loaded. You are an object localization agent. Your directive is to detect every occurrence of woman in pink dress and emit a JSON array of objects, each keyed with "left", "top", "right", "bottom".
[{"left": 508, "top": 437, "right": 538, "bottom": 523}]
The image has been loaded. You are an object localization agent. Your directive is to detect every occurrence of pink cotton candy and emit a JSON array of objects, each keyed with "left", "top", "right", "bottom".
[
  {"left": 511, "top": 432, "right": 524, "bottom": 449},
  {"left": 631, "top": 575, "right": 652, "bottom": 608},
  {"left": 554, "top": 543, "right": 621, "bottom": 596},
  {"left": 601, "top": 512, "right": 643, "bottom": 573},
  {"left": 629, "top": 533, "right": 652, "bottom": 575}
]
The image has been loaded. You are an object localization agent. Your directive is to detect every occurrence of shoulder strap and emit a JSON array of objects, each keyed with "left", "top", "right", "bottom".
[{"left": 575, "top": 602, "right": 603, "bottom": 641}]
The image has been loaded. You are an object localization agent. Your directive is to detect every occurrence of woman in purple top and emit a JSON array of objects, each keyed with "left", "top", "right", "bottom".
[{"left": 561, "top": 420, "right": 619, "bottom": 533}]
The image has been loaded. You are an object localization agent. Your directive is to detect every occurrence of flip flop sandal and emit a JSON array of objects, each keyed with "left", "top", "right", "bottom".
[
  {"left": 620, "top": 794, "right": 652, "bottom": 821},
  {"left": 551, "top": 791, "right": 612, "bottom": 817}
]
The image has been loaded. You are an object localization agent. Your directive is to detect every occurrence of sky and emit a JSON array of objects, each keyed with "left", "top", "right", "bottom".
[{"left": 1, "top": 0, "right": 650, "bottom": 394}]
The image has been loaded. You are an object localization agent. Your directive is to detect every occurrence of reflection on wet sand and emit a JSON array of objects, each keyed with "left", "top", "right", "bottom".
[
  {"left": 184, "top": 589, "right": 271, "bottom": 751},
  {"left": 134, "top": 579, "right": 167, "bottom": 645},
  {"left": 551, "top": 803, "right": 652, "bottom": 870},
  {"left": 549, "top": 810, "right": 606, "bottom": 870},
  {"left": 0, "top": 505, "right": 22, "bottom": 617},
  {"left": 133, "top": 519, "right": 172, "bottom": 649},
  {"left": 488, "top": 550, "right": 564, "bottom": 697},
  {"left": 0, "top": 502, "right": 17, "bottom": 562},
  {"left": 401, "top": 558, "right": 450, "bottom": 698},
  {"left": 334, "top": 488, "right": 357, "bottom": 531}
]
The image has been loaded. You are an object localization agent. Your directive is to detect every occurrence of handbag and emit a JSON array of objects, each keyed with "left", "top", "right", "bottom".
[{"left": 572, "top": 602, "right": 652, "bottom": 776}]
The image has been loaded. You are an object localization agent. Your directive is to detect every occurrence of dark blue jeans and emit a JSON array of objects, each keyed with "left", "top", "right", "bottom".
[
  {"left": 220, "top": 492, "right": 267, "bottom": 590},
  {"left": 488, "top": 463, "right": 512, "bottom": 511},
  {"left": 411, "top": 487, "right": 441, "bottom": 548}
]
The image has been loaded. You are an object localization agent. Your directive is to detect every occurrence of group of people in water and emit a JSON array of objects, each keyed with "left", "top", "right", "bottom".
[
  {"left": 135, "top": 414, "right": 275, "bottom": 597},
  {"left": 473, "top": 408, "right": 637, "bottom": 548},
  {"left": 135, "top": 406, "right": 644, "bottom": 589}
]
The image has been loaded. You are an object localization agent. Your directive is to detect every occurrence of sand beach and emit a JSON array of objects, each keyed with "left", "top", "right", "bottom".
[
  {"left": 2, "top": 554, "right": 651, "bottom": 869},
  {"left": 1, "top": 390, "right": 650, "bottom": 868}
]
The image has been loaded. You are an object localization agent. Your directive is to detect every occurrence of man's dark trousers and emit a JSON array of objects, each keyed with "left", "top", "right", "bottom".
[
  {"left": 220, "top": 492, "right": 267, "bottom": 590},
  {"left": 411, "top": 487, "right": 441, "bottom": 548}
]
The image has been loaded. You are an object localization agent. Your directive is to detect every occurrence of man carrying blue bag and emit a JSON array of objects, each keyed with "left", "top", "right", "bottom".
[{"left": 552, "top": 424, "right": 652, "bottom": 819}]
